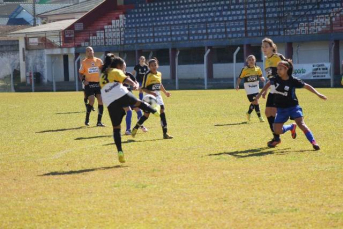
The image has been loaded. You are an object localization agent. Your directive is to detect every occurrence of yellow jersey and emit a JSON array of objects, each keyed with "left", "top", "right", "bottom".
[
  {"left": 239, "top": 66, "right": 263, "bottom": 95},
  {"left": 265, "top": 53, "right": 286, "bottom": 79},
  {"left": 142, "top": 71, "right": 162, "bottom": 91},
  {"left": 79, "top": 57, "right": 103, "bottom": 82}
]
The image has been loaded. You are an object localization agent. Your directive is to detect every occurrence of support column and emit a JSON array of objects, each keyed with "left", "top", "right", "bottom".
[
  {"left": 333, "top": 40, "right": 340, "bottom": 76},
  {"left": 285, "top": 42, "right": 293, "bottom": 59},
  {"left": 205, "top": 46, "right": 213, "bottom": 79},
  {"left": 169, "top": 48, "right": 176, "bottom": 80},
  {"left": 135, "top": 49, "right": 142, "bottom": 65},
  {"left": 19, "top": 37, "right": 26, "bottom": 83},
  {"left": 243, "top": 44, "right": 252, "bottom": 60}
]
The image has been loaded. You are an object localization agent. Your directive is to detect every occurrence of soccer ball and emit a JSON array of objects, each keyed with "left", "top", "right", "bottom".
[{"left": 142, "top": 94, "right": 158, "bottom": 106}]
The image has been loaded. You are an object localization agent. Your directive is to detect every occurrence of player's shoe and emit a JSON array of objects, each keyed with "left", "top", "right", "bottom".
[
  {"left": 259, "top": 116, "right": 265, "bottom": 122},
  {"left": 163, "top": 133, "right": 173, "bottom": 139},
  {"left": 85, "top": 118, "right": 89, "bottom": 126},
  {"left": 152, "top": 104, "right": 160, "bottom": 117},
  {"left": 96, "top": 122, "right": 105, "bottom": 127},
  {"left": 92, "top": 107, "right": 95, "bottom": 111},
  {"left": 125, "top": 130, "right": 131, "bottom": 135},
  {"left": 267, "top": 138, "right": 281, "bottom": 148},
  {"left": 141, "top": 126, "right": 148, "bottom": 132},
  {"left": 311, "top": 140, "right": 320, "bottom": 150},
  {"left": 291, "top": 123, "right": 297, "bottom": 139},
  {"left": 246, "top": 112, "right": 251, "bottom": 121},
  {"left": 118, "top": 151, "right": 125, "bottom": 163},
  {"left": 131, "top": 128, "right": 138, "bottom": 138}
]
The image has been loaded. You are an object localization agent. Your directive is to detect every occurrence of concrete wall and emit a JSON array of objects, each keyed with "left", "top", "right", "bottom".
[{"left": 293, "top": 41, "right": 330, "bottom": 64}]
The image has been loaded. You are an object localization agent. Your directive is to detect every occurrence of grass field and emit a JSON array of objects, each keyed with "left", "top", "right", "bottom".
[{"left": 0, "top": 89, "right": 342, "bottom": 228}]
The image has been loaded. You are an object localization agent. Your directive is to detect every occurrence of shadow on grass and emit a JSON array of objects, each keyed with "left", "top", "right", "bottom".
[
  {"left": 36, "top": 126, "right": 86, "bottom": 133},
  {"left": 209, "top": 147, "right": 294, "bottom": 158},
  {"left": 39, "top": 165, "right": 127, "bottom": 176},
  {"left": 103, "top": 138, "right": 165, "bottom": 146},
  {"left": 75, "top": 135, "right": 112, "bottom": 140},
  {"left": 214, "top": 122, "right": 248, "bottom": 127},
  {"left": 56, "top": 111, "right": 84, "bottom": 115}
]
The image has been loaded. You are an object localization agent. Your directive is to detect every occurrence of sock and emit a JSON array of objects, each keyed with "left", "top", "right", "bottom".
[
  {"left": 254, "top": 105, "right": 261, "bottom": 117},
  {"left": 303, "top": 129, "right": 315, "bottom": 143},
  {"left": 160, "top": 112, "right": 167, "bottom": 135},
  {"left": 282, "top": 124, "right": 293, "bottom": 133},
  {"left": 267, "top": 116, "right": 280, "bottom": 140},
  {"left": 134, "top": 116, "right": 148, "bottom": 129},
  {"left": 138, "top": 102, "right": 156, "bottom": 114},
  {"left": 86, "top": 104, "right": 92, "bottom": 122},
  {"left": 84, "top": 98, "right": 88, "bottom": 104},
  {"left": 137, "top": 110, "right": 143, "bottom": 120},
  {"left": 113, "top": 129, "right": 122, "bottom": 152},
  {"left": 97, "top": 105, "right": 103, "bottom": 123},
  {"left": 247, "top": 104, "right": 254, "bottom": 114},
  {"left": 126, "top": 110, "right": 132, "bottom": 131},
  {"left": 139, "top": 92, "right": 143, "bottom": 100}
]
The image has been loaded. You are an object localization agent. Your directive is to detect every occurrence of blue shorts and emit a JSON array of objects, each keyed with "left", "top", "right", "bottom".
[{"left": 274, "top": 105, "right": 303, "bottom": 123}]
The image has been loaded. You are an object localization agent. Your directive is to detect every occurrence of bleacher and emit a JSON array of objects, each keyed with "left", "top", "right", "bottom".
[{"left": 75, "top": 0, "right": 342, "bottom": 47}]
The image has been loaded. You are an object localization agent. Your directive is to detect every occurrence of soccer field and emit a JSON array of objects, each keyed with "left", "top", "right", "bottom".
[{"left": 0, "top": 89, "right": 342, "bottom": 228}]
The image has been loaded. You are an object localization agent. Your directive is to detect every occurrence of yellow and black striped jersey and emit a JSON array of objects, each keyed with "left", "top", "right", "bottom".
[
  {"left": 100, "top": 68, "right": 127, "bottom": 88},
  {"left": 142, "top": 71, "right": 162, "bottom": 91},
  {"left": 239, "top": 66, "right": 263, "bottom": 83},
  {"left": 265, "top": 53, "right": 286, "bottom": 79}
]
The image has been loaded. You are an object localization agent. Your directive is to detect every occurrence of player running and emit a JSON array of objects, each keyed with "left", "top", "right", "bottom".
[
  {"left": 255, "top": 59, "right": 327, "bottom": 150},
  {"left": 132, "top": 56, "right": 149, "bottom": 100},
  {"left": 236, "top": 55, "right": 265, "bottom": 122},
  {"left": 100, "top": 55, "right": 159, "bottom": 163},
  {"left": 79, "top": 47, "right": 104, "bottom": 126},
  {"left": 131, "top": 58, "right": 173, "bottom": 139}
]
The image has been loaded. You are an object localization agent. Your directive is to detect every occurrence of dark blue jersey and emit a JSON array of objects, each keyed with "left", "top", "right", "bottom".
[
  {"left": 134, "top": 64, "right": 149, "bottom": 83},
  {"left": 124, "top": 72, "right": 137, "bottom": 91},
  {"left": 270, "top": 75, "right": 305, "bottom": 108}
]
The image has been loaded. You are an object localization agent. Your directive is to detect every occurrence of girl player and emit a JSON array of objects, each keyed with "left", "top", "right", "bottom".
[
  {"left": 255, "top": 59, "right": 327, "bottom": 150},
  {"left": 132, "top": 56, "right": 149, "bottom": 100},
  {"left": 100, "top": 55, "right": 159, "bottom": 163},
  {"left": 131, "top": 58, "right": 173, "bottom": 139},
  {"left": 122, "top": 63, "right": 148, "bottom": 135},
  {"left": 236, "top": 55, "right": 265, "bottom": 122},
  {"left": 261, "top": 38, "right": 287, "bottom": 147}
]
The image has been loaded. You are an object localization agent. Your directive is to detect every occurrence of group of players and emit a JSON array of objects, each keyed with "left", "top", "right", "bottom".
[
  {"left": 79, "top": 37, "right": 327, "bottom": 163},
  {"left": 79, "top": 47, "right": 172, "bottom": 163},
  {"left": 236, "top": 38, "right": 327, "bottom": 151}
]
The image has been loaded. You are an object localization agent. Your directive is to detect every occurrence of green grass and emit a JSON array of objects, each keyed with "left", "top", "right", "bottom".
[{"left": 0, "top": 89, "right": 342, "bottom": 228}]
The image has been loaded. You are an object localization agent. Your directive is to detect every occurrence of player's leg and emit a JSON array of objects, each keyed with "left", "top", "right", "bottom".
[
  {"left": 294, "top": 117, "right": 319, "bottom": 150},
  {"left": 132, "top": 112, "right": 150, "bottom": 137},
  {"left": 138, "top": 81, "right": 143, "bottom": 100},
  {"left": 85, "top": 92, "right": 95, "bottom": 126},
  {"left": 251, "top": 94, "right": 264, "bottom": 122},
  {"left": 133, "top": 107, "right": 148, "bottom": 132},
  {"left": 124, "top": 106, "right": 132, "bottom": 135},
  {"left": 95, "top": 92, "right": 105, "bottom": 126},
  {"left": 83, "top": 90, "right": 88, "bottom": 109},
  {"left": 160, "top": 106, "right": 173, "bottom": 139},
  {"left": 267, "top": 107, "right": 287, "bottom": 147}
]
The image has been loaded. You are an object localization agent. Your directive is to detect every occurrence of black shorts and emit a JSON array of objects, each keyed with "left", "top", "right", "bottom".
[
  {"left": 266, "top": 93, "right": 276, "bottom": 107},
  {"left": 107, "top": 92, "right": 138, "bottom": 126},
  {"left": 85, "top": 82, "right": 101, "bottom": 97},
  {"left": 247, "top": 93, "right": 258, "bottom": 102}
]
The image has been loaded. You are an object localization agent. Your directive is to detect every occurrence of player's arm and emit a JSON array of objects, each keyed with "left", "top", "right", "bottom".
[
  {"left": 255, "top": 81, "right": 271, "bottom": 100},
  {"left": 236, "top": 68, "right": 244, "bottom": 90},
  {"left": 123, "top": 78, "right": 139, "bottom": 90},
  {"left": 236, "top": 77, "right": 241, "bottom": 90},
  {"left": 304, "top": 84, "right": 327, "bottom": 100},
  {"left": 161, "top": 84, "right": 171, "bottom": 97}
]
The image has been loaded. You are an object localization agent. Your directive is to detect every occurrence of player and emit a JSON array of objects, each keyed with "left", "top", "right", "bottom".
[
  {"left": 132, "top": 56, "right": 149, "bottom": 100},
  {"left": 131, "top": 58, "right": 173, "bottom": 139},
  {"left": 100, "top": 55, "right": 159, "bottom": 163},
  {"left": 236, "top": 55, "right": 265, "bottom": 122},
  {"left": 255, "top": 59, "right": 327, "bottom": 150},
  {"left": 79, "top": 47, "right": 104, "bottom": 126},
  {"left": 261, "top": 38, "right": 287, "bottom": 147},
  {"left": 122, "top": 63, "right": 148, "bottom": 135}
]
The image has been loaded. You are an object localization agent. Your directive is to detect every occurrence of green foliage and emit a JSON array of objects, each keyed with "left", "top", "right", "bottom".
[{"left": 0, "top": 89, "right": 342, "bottom": 228}]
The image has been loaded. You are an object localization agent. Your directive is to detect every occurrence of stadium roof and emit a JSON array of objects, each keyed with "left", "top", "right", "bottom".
[
  {"left": 0, "top": 3, "right": 19, "bottom": 17},
  {"left": 39, "top": 0, "right": 103, "bottom": 16},
  {"left": 9, "top": 19, "right": 76, "bottom": 35},
  {"left": 19, "top": 3, "right": 72, "bottom": 15},
  {"left": 0, "top": 24, "right": 30, "bottom": 38},
  {"left": 0, "top": 17, "right": 9, "bottom": 25}
]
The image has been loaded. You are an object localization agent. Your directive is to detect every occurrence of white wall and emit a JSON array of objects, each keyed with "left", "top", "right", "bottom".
[
  {"left": 293, "top": 41, "right": 330, "bottom": 64},
  {"left": 340, "top": 40, "right": 343, "bottom": 74}
]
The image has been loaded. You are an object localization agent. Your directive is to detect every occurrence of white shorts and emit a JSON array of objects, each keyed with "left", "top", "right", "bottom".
[{"left": 156, "top": 94, "right": 164, "bottom": 106}]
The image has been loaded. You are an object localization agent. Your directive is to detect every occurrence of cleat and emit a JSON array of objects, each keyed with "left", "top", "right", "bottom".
[
  {"left": 291, "top": 123, "right": 297, "bottom": 139},
  {"left": 163, "top": 133, "right": 173, "bottom": 139},
  {"left": 141, "top": 126, "right": 148, "bottom": 132},
  {"left": 246, "top": 112, "right": 251, "bottom": 121},
  {"left": 85, "top": 120, "right": 89, "bottom": 126},
  {"left": 152, "top": 104, "right": 160, "bottom": 117},
  {"left": 125, "top": 130, "right": 131, "bottom": 135},
  {"left": 267, "top": 138, "right": 281, "bottom": 148},
  {"left": 311, "top": 140, "right": 320, "bottom": 150},
  {"left": 131, "top": 128, "right": 138, "bottom": 138},
  {"left": 92, "top": 107, "right": 95, "bottom": 111},
  {"left": 118, "top": 151, "right": 125, "bottom": 163},
  {"left": 96, "top": 122, "right": 105, "bottom": 127},
  {"left": 259, "top": 116, "right": 265, "bottom": 122}
]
